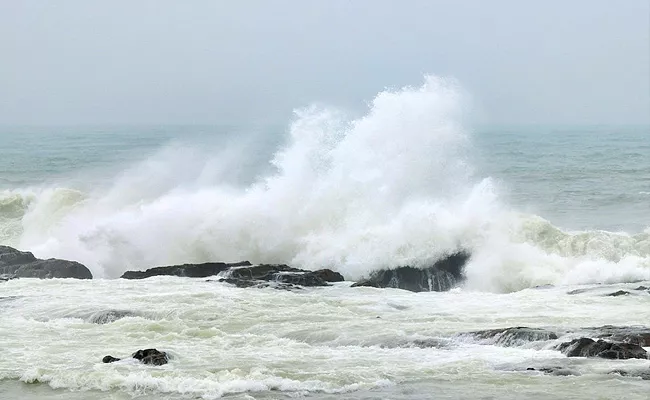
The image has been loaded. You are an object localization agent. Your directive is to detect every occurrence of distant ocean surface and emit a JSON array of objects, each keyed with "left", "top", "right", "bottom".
[{"left": 1, "top": 77, "right": 649, "bottom": 399}]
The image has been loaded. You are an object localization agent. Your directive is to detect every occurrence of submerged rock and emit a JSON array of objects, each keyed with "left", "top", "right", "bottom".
[
  {"left": 0, "top": 246, "right": 92, "bottom": 279},
  {"left": 132, "top": 349, "right": 168, "bottom": 365},
  {"left": 464, "top": 327, "right": 558, "bottom": 347},
  {"left": 526, "top": 367, "right": 581, "bottom": 377},
  {"left": 351, "top": 251, "right": 470, "bottom": 292},
  {"left": 102, "top": 349, "right": 168, "bottom": 365},
  {"left": 88, "top": 310, "right": 139, "bottom": 324},
  {"left": 121, "top": 261, "right": 252, "bottom": 279},
  {"left": 605, "top": 290, "right": 631, "bottom": 297},
  {"left": 557, "top": 338, "right": 648, "bottom": 359}
]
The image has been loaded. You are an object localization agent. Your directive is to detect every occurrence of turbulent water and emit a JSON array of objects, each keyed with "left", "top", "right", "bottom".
[{"left": 1, "top": 76, "right": 649, "bottom": 399}]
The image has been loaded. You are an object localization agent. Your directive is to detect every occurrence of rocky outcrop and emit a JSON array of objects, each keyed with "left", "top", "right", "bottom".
[
  {"left": 0, "top": 246, "right": 92, "bottom": 279},
  {"left": 121, "top": 260, "right": 346, "bottom": 289},
  {"left": 120, "top": 261, "right": 252, "bottom": 279},
  {"left": 102, "top": 348, "right": 168, "bottom": 366},
  {"left": 217, "top": 265, "right": 341, "bottom": 289},
  {"left": 557, "top": 338, "right": 648, "bottom": 359},
  {"left": 463, "top": 327, "right": 558, "bottom": 347},
  {"left": 351, "top": 251, "right": 470, "bottom": 292},
  {"left": 583, "top": 325, "right": 650, "bottom": 347}
]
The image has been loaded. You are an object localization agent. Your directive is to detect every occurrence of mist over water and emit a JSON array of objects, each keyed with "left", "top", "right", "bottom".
[{"left": 1, "top": 76, "right": 649, "bottom": 291}]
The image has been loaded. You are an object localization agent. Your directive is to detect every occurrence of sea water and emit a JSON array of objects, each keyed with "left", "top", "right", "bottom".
[{"left": 0, "top": 76, "right": 649, "bottom": 399}]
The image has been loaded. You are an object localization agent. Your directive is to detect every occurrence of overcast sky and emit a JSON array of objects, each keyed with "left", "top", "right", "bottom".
[{"left": 0, "top": 0, "right": 648, "bottom": 126}]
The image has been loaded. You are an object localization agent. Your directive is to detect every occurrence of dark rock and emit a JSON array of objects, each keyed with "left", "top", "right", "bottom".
[
  {"left": 89, "top": 310, "right": 138, "bottom": 324},
  {"left": 102, "top": 355, "right": 121, "bottom": 363},
  {"left": 557, "top": 338, "right": 648, "bottom": 359},
  {"left": 633, "top": 286, "right": 649, "bottom": 291},
  {"left": 606, "top": 290, "right": 631, "bottom": 297},
  {"left": 0, "top": 274, "right": 17, "bottom": 281},
  {"left": 583, "top": 325, "right": 650, "bottom": 347},
  {"left": 351, "top": 251, "right": 470, "bottom": 292},
  {"left": 567, "top": 288, "right": 594, "bottom": 295},
  {"left": 312, "top": 269, "right": 345, "bottom": 282},
  {"left": 121, "top": 261, "right": 251, "bottom": 279},
  {"left": 465, "top": 327, "right": 558, "bottom": 347},
  {"left": 0, "top": 246, "right": 92, "bottom": 279},
  {"left": 609, "top": 369, "right": 650, "bottom": 380},
  {"left": 219, "top": 264, "right": 330, "bottom": 289},
  {"left": 132, "top": 349, "right": 168, "bottom": 365}
]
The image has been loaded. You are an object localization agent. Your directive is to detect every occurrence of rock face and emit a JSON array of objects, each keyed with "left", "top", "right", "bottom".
[
  {"left": 465, "top": 327, "right": 558, "bottom": 347},
  {"left": 120, "top": 261, "right": 252, "bottom": 279},
  {"left": 557, "top": 338, "right": 648, "bottom": 359},
  {"left": 351, "top": 251, "right": 470, "bottom": 292},
  {"left": 0, "top": 246, "right": 92, "bottom": 279},
  {"left": 218, "top": 265, "right": 341, "bottom": 289},
  {"left": 102, "top": 348, "right": 168, "bottom": 366}
]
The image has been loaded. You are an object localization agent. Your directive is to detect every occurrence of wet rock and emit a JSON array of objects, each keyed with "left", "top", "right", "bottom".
[
  {"left": 0, "top": 246, "right": 92, "bottom": 279},
  {"left": 465, "top": 327, "right": 558, "bottom": 347},
  {"left": 633, "top": 286, "right": 649, "bottom": 291},
  {"left": 567, "top": 288, "right": 594, "bottom": 295},
  {"left": 609, "top": 369, "right": 650, "bottom": 380},
  {"left": 121, "top": 261, "right": 251, "bottom": 279},
  {"left": 584, "top": 325, "right": 650, "bottom": 347},
  {"left": 527, "top": 367, "right": 581, "bottom": 376},
  {"left": 0, "top": 273, "right": 16, "bottom": 281},
  {"left": 132, "top": 349, "right": 168, "bottom": 365},
  {"left": 89, "top": 310, "right": 138, "bottom": 324},
  {"left": 605, "top": 290, "right": 631, "bottom": 297},
  {"left": 102, "top": 355, "right": 121, "bottom": 363},
  {"left": 351, "top": 251, "right": 470, "bottom": 292},
  {"left": 312, "top": 269, "right": 345, "bottom": 282},
  {"left": 219, "top": 264, "right": 331, "bottom": 288},
  {"left": 557, "top": 338, "right": 648, "bottom": 359}
]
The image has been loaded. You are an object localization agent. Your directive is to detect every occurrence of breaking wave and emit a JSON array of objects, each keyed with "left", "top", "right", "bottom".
[{"left": 0, "top": 75, "right": 648, "bottom": 291}]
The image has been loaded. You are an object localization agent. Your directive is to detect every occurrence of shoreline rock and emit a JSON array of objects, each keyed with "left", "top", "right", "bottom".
[
  {"left": 351, "top": 251, "right": 470, "bottom": 292},
  {"left": 120, "top": 261, "right": 252, "bottom": 279},
  {"left": 0, "top": 246, "right": 92, "bottom": 279}
]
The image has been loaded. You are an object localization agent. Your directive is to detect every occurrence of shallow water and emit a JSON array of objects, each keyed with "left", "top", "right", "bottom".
[{"left": 1, "top": 278, "right": 650, "bottom": 399}]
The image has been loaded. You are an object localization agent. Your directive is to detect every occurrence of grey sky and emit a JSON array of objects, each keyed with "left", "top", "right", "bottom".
[{"left": 0, "top": 0, "right": 648, "bottom": 125}]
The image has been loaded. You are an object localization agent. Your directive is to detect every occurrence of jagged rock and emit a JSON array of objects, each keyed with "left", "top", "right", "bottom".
[
  {"left": 0, "top": 246, "right": 92, "bottom": 279},
  {"left": 557, "top": 338, "right": 648, "bottom": 359},
  {"left": 584, "top": 325, "right": 650, "bottom": 347},
  {"left": 606, "top": 290, "right": 630, "bottom": 297},
  {"left": 351, "top": 252, "right": 470, "bottom": 292},
  {"left": 121, "top": 261, "right": 251, "bottom": 279},
  {"left": 89, "top": 310, "right": 138, "bottom": 324},
  {"left": 465, "top": 327, "right": 558, "bottom": 347},
  {"left": 219, "top": 264, "right": 331, "bottom": 288},
  {"left": 312, "top": 269, "right": 345, "bottom": 282},
  {"left": 102, "top": 355, "right": 121, "bottom": 363},
  {"left": 132, "top": 349, "right": 168, "bottom": 365}
]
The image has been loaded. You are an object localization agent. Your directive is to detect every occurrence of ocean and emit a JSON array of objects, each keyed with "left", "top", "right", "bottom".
[{"left": 1, "top": 77, "right": 649, "bottom": 399}]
